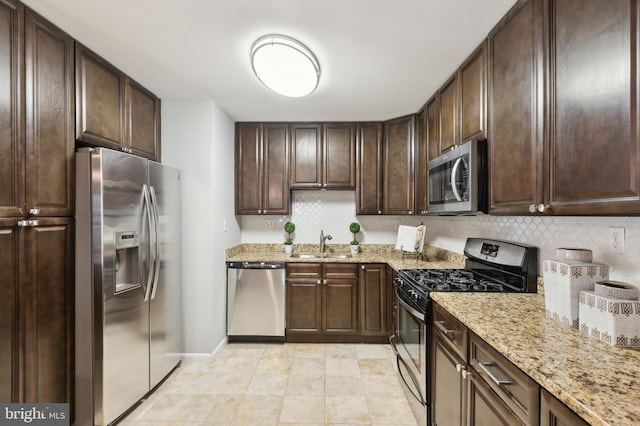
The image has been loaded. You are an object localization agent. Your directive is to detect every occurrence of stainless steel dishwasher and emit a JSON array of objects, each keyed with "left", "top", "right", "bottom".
[{"left": 227, "top": 261, "right": 286, "bottom": 342}]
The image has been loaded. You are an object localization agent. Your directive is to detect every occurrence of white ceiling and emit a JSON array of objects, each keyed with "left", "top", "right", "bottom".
[{"left": 22, "top": 0, "right": 517, "bottom": 122}]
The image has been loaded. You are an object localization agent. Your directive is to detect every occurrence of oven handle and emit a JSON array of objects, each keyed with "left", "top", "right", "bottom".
[
  {"left": 394, "top": 287, "right": 425, "bottom": 320},
  {"left": 389, "top": 334, "right": 399, "bottom": 356},
  {"left": 450, "top": 157, "right": 464, "bottom": 202},
  {"left": 396, "top": 354, "right": 426, "bottom": 406}
]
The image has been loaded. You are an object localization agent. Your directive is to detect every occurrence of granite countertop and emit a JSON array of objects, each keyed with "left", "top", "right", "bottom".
[
  {"left": 430, "top": 292, "right": 640, "bottom": 426},
  {"left": 225, "top": 243, "right": 465, "bottom": 271}
]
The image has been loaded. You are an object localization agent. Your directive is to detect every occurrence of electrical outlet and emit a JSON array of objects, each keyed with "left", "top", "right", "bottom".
[
  {"left": 265, "top": 219, "right": 275, "bottom": 230},
  {"left": 609, "top": 227, "right": 625, "bottom": 254}
]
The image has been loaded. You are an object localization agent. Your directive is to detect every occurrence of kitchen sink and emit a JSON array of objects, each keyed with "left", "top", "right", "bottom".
[{"left": 289, "top": 253, "right": 352, "bottom": 259}]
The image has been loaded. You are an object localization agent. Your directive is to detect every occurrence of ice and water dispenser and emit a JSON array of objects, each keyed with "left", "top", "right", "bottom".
[{"left": 114, "top": 230, "right": 139, "bottom": 293}]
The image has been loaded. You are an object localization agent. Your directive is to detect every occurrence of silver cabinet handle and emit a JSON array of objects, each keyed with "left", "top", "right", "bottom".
[
  {"left": 528, "top": 204, "right": 537, "bottom": 213},
  {"left": 435, "top": 320, "right": 460, "bottom": 335},
  {"left": 317, "top": 279, "right": 321, "bottom": 285},
  {"left": 18, "top": 219, "right": 39, "bottom": 227},
  {"left": 478, "top": 362, "right": 515, "bottom": 386},
  {"left": 537, "top": 204, "right": 550, "bottom": 213},
  {"left": 29, "top": 208, "right": 40, "bottom": 215},
  {"left": 456, "top": 363, "right": 465, "bottom": 373},
  {"left": 462, "top": 369, "right": 473, "bottom": 380}
]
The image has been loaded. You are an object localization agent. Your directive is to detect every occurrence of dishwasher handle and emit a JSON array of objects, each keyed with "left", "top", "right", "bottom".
[{"left": 228, "top": 261, "right": 286, "bottom": 269}]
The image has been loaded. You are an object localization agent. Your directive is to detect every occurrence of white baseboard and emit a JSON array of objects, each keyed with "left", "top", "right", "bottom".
[{"left": 181, "top": 337, "right": 228, "bottom": 363}]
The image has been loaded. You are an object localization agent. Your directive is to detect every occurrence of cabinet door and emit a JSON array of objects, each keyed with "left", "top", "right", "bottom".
[
  {"left": 21, "top": 218, "right": 73, "bottom": 403},
  {"left": 540, "top": 389, "right": 588, "bottom": 426},
  {"left": 466, "top": 372, "right": 525, "bottom": 426},
  {"left": 290, "top": 123, "right": 322, "bottom": 188},
  {"left": 323, "top": 264, "right": 358, "bottom": 335},
  {"left": 415, "top": 107, "right": 428, "bottom": 214},
  {"left": 383, "top": 115, "right": 415, "bottom": 215},
  {"left": 546, "top": 0, "right": 640, "bottom": 214},
  {"left": 432, "top": 333, "right": 465, "bottom": 426},
  {"left": 24, "top": 8, "right": 74, "bottom": 217},
  {"left": 439, "top": 75, "right": 458, "bottom": 153},
  {"left": 488, "top": 0, "right": 544, "bottom": 214},
  {"left": 286, "top": 263, "right": 322, "bottom": 335},
  {"left": 460, "top": 41, "right": 488, "bottom": 142},
  {"left": 0, "top": 220, "right": 19, "bottom": 402},
  {"left": 356, "top": 122, "right": 383, "bottom": 215},
  {"left": 75, "top": 42, "right": 125, "bottom": 150},
  {"left": 359, "top": 264, "right": 387, "bottom": 336},
  {"left": 426, "top": 95, "right": 440, "bottom": 161},
  {"left": 263, "top": 123, "right": 290, "bottom": 214},
  {"left": 0, "top": 0, "right": 24, "bottom": 218},
  {"left": 125, "top": 77, "right": 160, "bottom": 161},
  {"left": 235, "top": 123, "right": 262, "bottom": 214},
  {"left": 324, "top": 123, "right": 356, "bottom": 189}
]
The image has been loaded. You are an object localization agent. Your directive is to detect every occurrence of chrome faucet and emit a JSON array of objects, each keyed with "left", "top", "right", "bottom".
[{"left": 319, "top": 230, "right": 332, "bottom": 253}]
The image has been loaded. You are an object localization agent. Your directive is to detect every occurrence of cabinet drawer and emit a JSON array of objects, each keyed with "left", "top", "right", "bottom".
[
  {"left": 286, "top": 263, "right": 321, "bottom": 280},
  {"left": 324, "top": 263, "right": 358, "bottom": 279},
  {"left": 469, "top": 332, "right": 539, "bottom": 426},
  {"left": 433, "top": 303, "right": 468, "bottom": 361}
]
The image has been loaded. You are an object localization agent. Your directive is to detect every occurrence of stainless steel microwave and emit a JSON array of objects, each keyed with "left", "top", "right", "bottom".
[{"left": 427, "top": 139, "right": 487, "bottom": 215}]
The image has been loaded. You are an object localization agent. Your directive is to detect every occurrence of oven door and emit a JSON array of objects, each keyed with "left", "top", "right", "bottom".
[{"left": 390, "top": 290, "right": 429, "bottom": 425}]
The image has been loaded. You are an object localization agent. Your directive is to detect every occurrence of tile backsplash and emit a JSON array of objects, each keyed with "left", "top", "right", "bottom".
[{"left": 240, "top": 190, "right": 640, "bottom": 284}]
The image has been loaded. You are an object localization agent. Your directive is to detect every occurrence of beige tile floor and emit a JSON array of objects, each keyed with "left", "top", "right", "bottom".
[{"left": 121, "top": 343, "right": 419, "bottom": 425}]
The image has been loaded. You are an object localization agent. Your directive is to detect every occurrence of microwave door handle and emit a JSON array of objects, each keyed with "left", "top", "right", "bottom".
[{"left": 450, "top": 157, "right": 464, "bottom": 202}]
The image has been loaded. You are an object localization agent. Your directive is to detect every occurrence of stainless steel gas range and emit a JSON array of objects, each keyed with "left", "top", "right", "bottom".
[{"left": 390, "top": 238, "right": 538, "bottom": 426}]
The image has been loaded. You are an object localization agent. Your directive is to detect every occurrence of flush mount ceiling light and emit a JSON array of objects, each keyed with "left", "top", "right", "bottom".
[{"left": 250, "top": 34, "right": 320, "bottom": 98}]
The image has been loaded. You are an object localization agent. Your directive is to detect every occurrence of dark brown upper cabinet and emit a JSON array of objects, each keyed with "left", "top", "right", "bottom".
[
  {"left": 290, "top": 123, "right": 356, "bottom": 189},
  {"left": 76, "top": 43, "right": 161, "bottom": 161},
  {"left": 75, "top": 42, "right": 125, "bottom": 151},
  {"left": 439, "top": 75, "right": 458, "bottom": 154},
  {"left": 415, "top": 106, "right": 429, "bottom": 214},
  {"left": 1, "top": 3, "right": 75, "bottom": 220},
  {"left": 488, "top": 0, "right": 545, "bottom": 215},
  {"left": 460, "top": 41, "right": 488, "bottom": 142},
  {"left": 383, "top": 115, "right": 415, "bottom": 215},
  {"left": 125, "top": 77, "right": 161, "bottom": 161},
  {"left": 0, "top": 0, "right": 24, "bottom": 219},
  {"left": 426, "top": 94, "right": 440, "bottom": 162},
  {"left": 356, "top": 122, "right": 384, "bottom": 215},
  {"left": 290, "top": 123, "right": 322, "bottom": 188},
  {"left": 25, "top": 7, "right": 75, "bottom": 218},
  {"left": 544, "top": 0, "right": 640, "bottom": 215},
  {"left": 235, "top": 122, "right": 290, "bottom": 215}
]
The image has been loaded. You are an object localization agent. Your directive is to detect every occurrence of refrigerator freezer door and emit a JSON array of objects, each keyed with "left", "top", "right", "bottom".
[{"left": 148, "top": 161, "right": 183, "bottom": 388}]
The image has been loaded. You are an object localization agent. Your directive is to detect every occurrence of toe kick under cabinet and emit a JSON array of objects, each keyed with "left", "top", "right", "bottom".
[{"left": 285, "top": 263, "right": 389, "bottom": 343}]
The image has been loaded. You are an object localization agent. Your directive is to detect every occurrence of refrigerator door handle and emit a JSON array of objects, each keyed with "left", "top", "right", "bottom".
[
  {"left": 149, "top": 185, "right": 161, "bottom": 300},
  {"left": 142, "top": 184, "right": 156, "bottom": 301}
]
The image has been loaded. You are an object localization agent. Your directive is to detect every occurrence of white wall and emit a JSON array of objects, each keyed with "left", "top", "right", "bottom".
[
  {"left": 242, "top": 192, "right": 640, "bottom": 286},
  {"left": 162, "top": 99, "right": 239, "bottom": 355}
]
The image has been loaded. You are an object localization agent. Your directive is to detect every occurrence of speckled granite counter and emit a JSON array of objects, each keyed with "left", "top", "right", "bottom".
[
  {"left": 225, "top": 243, "right": 465, "bottom": 271},
  {"left": 430, "top": 292, "right": 640, "bottom": 426}
]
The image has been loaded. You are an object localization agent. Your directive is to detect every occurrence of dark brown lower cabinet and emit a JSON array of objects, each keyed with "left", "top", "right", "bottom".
[
  {"left": 286, "top": 263, "right": 358, "bottom": 342},
  {"left": 359, "top": 264, "right": 387, "bottom": 337},
  {"left": 540, "top": 389, "right": 589, "bottom": 426},
  {"left": 432, "top": 302, "right": 540, "bottom": 426},
  {"left": 0, "top": 218, "right": 73, "bottom": 403},
  {"left": 466, "top": 371, "right": 525, "bottom": 425},
  {"left": 432, "top": 332, "right": 465, "bottom": 426}
]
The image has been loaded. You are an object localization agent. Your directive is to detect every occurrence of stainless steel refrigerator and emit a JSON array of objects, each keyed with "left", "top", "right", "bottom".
[{"left": 75, "top": 148, "right": 183, "bottom": 425}]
